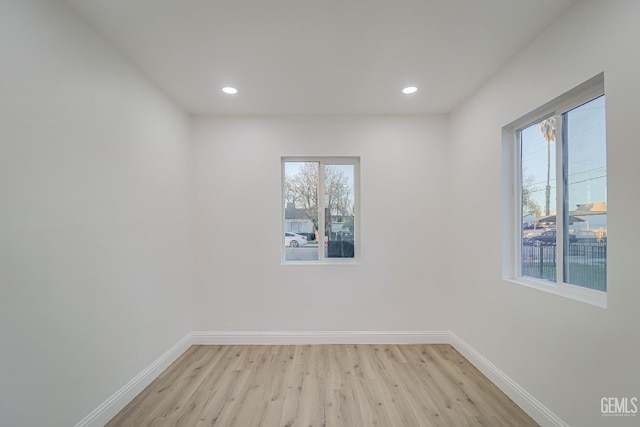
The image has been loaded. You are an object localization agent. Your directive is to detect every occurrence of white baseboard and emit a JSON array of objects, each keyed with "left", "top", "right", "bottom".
[
  {"left": 74, "top": 333, "right": 193, "bottom": 427},
  {"left": 76, "top": 330, "right": 566, "bottom": 427},
  {"left": 448, "top": 332, "right": 568, "bottom": 427},
  {"left": 191, "top": 330, "right": 451, "bottom": 345}
]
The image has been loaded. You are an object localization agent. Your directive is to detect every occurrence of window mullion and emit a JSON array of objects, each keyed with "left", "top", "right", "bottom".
[
  {"left": 317, "top": 161, "right": 325, "bottom": 262},
  {"left": 281, "top": 160, "right": 286, "bottom": 259},
  {"left": 555, "top": 113, "right": 565, "bottom": 286},
  {"left": 515, "top": 129, "right": 524, "bottom": 278}
]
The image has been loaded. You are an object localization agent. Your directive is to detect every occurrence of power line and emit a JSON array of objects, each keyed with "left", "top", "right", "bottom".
[
  {"left": 568, "top": 175, "right": 606, "bottom": 186},
  {"left": 526, "top": 175, "right": 605, "bottom": 192}
]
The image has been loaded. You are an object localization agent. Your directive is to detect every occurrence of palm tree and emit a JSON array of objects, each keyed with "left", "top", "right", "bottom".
[{"left": 538, "top": 117, "right": 556, "bottom": 216}]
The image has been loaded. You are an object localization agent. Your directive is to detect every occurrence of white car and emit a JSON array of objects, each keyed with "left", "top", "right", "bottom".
[{"left": 284, "top": 232, "right": 307, "bottom": 247}]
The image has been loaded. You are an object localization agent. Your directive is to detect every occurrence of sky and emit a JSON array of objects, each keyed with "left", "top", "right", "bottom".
[{"left": 521, "top": 95, "right": 606, "bottom": 218}]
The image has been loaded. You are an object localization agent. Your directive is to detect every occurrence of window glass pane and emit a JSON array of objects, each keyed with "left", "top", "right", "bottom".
[
  {"left": 324, "top": 164, "right": 355, "bottom": 258},
  {"left": 284, "top": 162, "right": 319, "bottom": 262},
  {"left": 521, "top": 117, "right": 557, "bottom": 282},
  {"left": 563, "top": 95, "right": 607, "bottom": 291}
]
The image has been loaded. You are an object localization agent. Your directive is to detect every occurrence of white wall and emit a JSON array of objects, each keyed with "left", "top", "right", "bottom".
[
  {"left": 449, "top": 1, "right": 640, "bottom": 426},
  {"left": 0, "top": 1, "right": 193, "bottom": 426},
  {"left": 192, "top": 116, "right": 450, "bottom": 332}
]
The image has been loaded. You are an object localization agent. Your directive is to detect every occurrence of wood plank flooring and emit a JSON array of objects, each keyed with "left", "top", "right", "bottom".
[{"left": 106, "top": 344, "right": 538, "bottom": 427}]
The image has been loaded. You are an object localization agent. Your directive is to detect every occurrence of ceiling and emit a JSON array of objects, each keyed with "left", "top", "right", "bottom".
[{"left": 64, "top": 0, "right": 577, "bottom": 115}]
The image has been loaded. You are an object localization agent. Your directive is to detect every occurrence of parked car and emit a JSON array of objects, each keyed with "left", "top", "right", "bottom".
[
  {"left": 523, "top": 230, "right": 545, "bottom": 245},
  {"left": 338, "top": 230, "right": 353, "bottom": 241},
  {"left": 284, "top": 232, "right": 307, "bottom": 247},
  {"left": 297, "top": 232, "right": 316, "bottom": 242},
  {"left": 524, "top": 229, "right": 576, "bottom": 245}
]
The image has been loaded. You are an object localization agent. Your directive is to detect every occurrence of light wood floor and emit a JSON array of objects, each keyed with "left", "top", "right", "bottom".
[{"left": 107, "top": 344, "right": 538, "bottom": 427}]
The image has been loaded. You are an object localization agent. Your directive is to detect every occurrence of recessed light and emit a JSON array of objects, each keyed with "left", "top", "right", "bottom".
[
  {"left": 402, "top": 86, "right": 418, "bottom": 94},
  {"left": 222, "top": 86, "right": 238, "bottom": 95}
]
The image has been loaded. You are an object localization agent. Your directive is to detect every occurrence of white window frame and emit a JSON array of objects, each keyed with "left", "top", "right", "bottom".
[
  {"left": 502, "top": 73, "right": 606, "bottom": 308},
  {"left": 281, "top": 156, "right": 360, "bottom": 265}
]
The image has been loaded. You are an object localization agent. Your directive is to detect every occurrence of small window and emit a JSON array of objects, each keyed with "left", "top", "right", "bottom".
[
  {"left": 282, "top": 157, "right": 359, "bottom": 263},
  {"left": 504, "top": 74, "right": 607, "bottom": 307}
]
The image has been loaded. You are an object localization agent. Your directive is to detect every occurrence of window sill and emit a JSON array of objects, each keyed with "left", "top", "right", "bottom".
[
  {"left": 505, "top": 277, "right": 607, "bottom": 308},
  {"left": 281, "top": 260, "right": 360, "bottom": 266}
]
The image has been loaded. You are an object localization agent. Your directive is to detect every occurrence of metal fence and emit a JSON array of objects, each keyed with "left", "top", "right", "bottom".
[{"left": 521, "top": 242, "right": 607, "bottom": 291}]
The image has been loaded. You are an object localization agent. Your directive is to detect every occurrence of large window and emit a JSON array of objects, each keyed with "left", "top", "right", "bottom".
[
  {"left": 282, "top": 157, "right": 359, "bottom": 263},
  {"left": 505, "top": 74, "right": 606, "bottom": 306}
]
